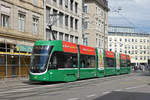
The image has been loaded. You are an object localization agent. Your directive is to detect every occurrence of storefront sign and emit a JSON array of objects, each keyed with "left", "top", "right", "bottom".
[{"left": 16, "top": 45, "right": 33, "bottom": 52}]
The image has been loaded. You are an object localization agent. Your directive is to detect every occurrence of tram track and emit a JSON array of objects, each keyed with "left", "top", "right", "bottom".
[{"left": 0, "top": 73, "right": 134, "bottom": 94}]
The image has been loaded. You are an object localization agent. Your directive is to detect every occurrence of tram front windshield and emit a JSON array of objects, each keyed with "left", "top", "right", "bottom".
[{"left": 30, "top": 45, "right": 52, "bottom": 73}]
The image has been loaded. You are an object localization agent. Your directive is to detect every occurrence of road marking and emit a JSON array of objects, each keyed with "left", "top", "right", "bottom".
[
  {"left": 67, "top": 98, "right": 80, "bottom": 100},
  {"left": 115, "top": 89, "right": 123, "bottom": 91},
  {"left": 86, "top": 94, "right": 97, "bottom": 98},
  {"left": 0, "top": 84, "right": 58, "bottom": 94},
  {"left": 102, "top": 91, "right": 111, "bottom": 95},
  {"left": 125, "top": 85, "right": 146, "bottom": 90}
]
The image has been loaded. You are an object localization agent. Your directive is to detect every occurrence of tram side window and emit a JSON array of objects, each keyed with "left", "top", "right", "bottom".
[
  {"left": 49, "top": 52, "right": 78, "bottom": 69},
  {"left": 80, "top": 55, "right": 96, "bottom": 68},
  {"left": 105, "top": 57, "right": 115, "bottom": 67},
  {"left": 121, "top": 60, "right": 126, "bottom": 67},
  {"left": 127, "top": 60, "right": 130, "bottom": 67}
]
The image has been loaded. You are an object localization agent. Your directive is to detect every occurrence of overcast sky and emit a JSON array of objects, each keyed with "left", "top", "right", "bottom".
[{"left": 108, "top": 0, "right": 150, "bottom": 33}]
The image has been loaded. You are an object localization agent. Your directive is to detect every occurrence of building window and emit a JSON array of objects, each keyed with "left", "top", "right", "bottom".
[
  {"left": 18, "top": 13, "right": 25, "bottom": 32},
  {"left": 120, "top": 43, "right": 123, "bottom": 47},
  {"left": 84, "top": 21, "right": 88, "bottom": 29},
  {"left": 53, "top": 9, "right": 57, "bottom": 26},
  {"left": 33, "top": 0, "right": 36, "bottom": 5},
  {"left": 140, "top": 56, "right": 142, "bottom": 60},
  {"left": 59, "top": 0, "right": 63, "bottom": 6},
  {"left": 53, "top": 31, "right": 57, "bottom": 39},
  {"left": 65, "top": 34, "right": 69, "bottom": 41},
  {"left": 99, "top": 39, "right": 101, "bottom": 47},
  {"left": 65, "top": 0, "right": 68, "bottom": 8},
  {"left": 120, "top": 38, "right": 122, "bottom": 42},
  {"left": 128, "top": 45, "right": 130, "bottom": 49},
  {"left": 33, "top": 17, "right": 39, "bottom": 34},
  {"left": 83, "top": 35, "right": 88, "bottom": 46},
  {"left": 59, "top": 12, "right": 63, "bottom": 27},
  {"left": 70, "top": 17, "right": 73, "bottom": 28},
  {"left": 53, "top": 0, "right": 57, "bottom": 3},
  {"left": 140, "top": 51, "right": 142, "bottom": 54},
  {"left": 132, "top": 50, "right": 134, "bottom": 54},
  {"left": 135, "top": 50, "right": 137, "bottom": 54},
  {"left": 109, "top": 38, "right": 112, "bottom": 41},
  {"left": 70, "top": 35, "right": 74, "bottom": 42},
  {"left": 83, "top": 5, "right": 88, "bottom": 13},
  {"left": 70, "top": 0, "right": 73, "bottom": 11},
  {"left": 128, "top": 51, "right": 130, "bottom": 54},
  {"left": 125, "top": 45, "right": 127, "bottom": 49},
  {"left": 1, "top": 14, "right": 9, "bottom": 28},
  {"left": 147, "top": 40, "right": 149, "bottom": 43},
  {"left": 109, "top": 43, "right": 112, "bottom": 47},
  {"left": 135, "top": 56, "right": 138, "bottom": 60},
  {"left": 75, "top": 2, "right": 78, "bottom": 13},
  {"left": 59, "top": 32, "right": 63, "bottom": 40},
  {"left": 135, "top": 45, "right": 137, "bottom": 49},
  {"left": 144, "top": 56, "right": 146, "bottom": 60},
  {"left": 75, "top": 19, "right": 78, "bottom": 30},
  {"left": 128, "top": 39, "right": 130, "bottom": 42},
  {"left": 125, "top": 50, "right": 127, "bottom": 54},
  {"left": 46, "top": 7, "right": 51, "bottom": 24},
  {"left": 65, "top": 15, "right": 68, "bottom": 26},
  {"left": 120, "top": 49, "right": 122, "bottom": 53},
  {"left": 75, "top": 37, "right": 78, "bottom": 44}
]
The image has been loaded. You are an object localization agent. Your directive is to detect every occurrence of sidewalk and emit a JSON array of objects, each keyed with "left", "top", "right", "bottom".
[{"left": 0, "top": 77, "right": 29, "bottom": 88}]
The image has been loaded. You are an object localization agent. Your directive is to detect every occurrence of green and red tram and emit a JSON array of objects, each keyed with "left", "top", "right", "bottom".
[
  {"left": 29, "top": 40, "right": 131, "bottom": 82},
  {"left": 120, "top": 54, "right": 130, "bottom": 74},
  {"left": 103, "top": 50, "right": 116, "bottom": 76}
]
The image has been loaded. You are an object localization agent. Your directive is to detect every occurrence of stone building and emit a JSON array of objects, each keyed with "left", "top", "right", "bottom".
[
  {"left": 0, "top": 0, "right": 44, "bottom": 78},
  {"left": 45, "top": 0, "right": 83, "bottom": 44},
  {"left": 0, "top": 0, "right": 44, "bottom": 52},
  {"left": 82, "top": 0, "right": 109, "bottom": 49},
  {"left": 108, "top": 25, "right": 150, "bottom": 66}
]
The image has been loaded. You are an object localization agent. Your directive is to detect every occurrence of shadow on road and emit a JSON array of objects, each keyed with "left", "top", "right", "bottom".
[
  {"left": 94, "top": 91, "right": 150, "bottom": 100},
  {"left": 22, "top": 80, "right": 66, "bottom": 85}
]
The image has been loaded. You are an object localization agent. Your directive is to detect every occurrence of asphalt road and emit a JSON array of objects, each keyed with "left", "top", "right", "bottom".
[{"left": 0, "top": 71, "right": 150, "bottom": 100}]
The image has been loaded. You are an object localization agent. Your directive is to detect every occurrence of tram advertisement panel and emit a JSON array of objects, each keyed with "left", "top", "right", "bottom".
[
  {"left": 63, "top": 41, "right": 78, "bottom": 53},
  {"left": 79, "top": 45, "right": 95, "bottom": 55},
  {"left": 116, "top": 53, "right": 120, "bottom": 69},
  {"left": 98, "top": 49, "right": 104, "bottom": 70}
]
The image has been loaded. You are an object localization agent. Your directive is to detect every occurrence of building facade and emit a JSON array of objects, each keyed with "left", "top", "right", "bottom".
[
  {"left": 83, "top": 0, "right": 109, "bottom": 49},
  {"left": 108, "top": 25, "right": 150, "bottom": 66},
  {"left": 0, "top": 0, "right": 44, "bottom": 78},
  {"left": 45, "top": 0, "right": 83, "bottom": 44},
  {"left": 0, "top": 0, "right": 44, "bottom": 52}
]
